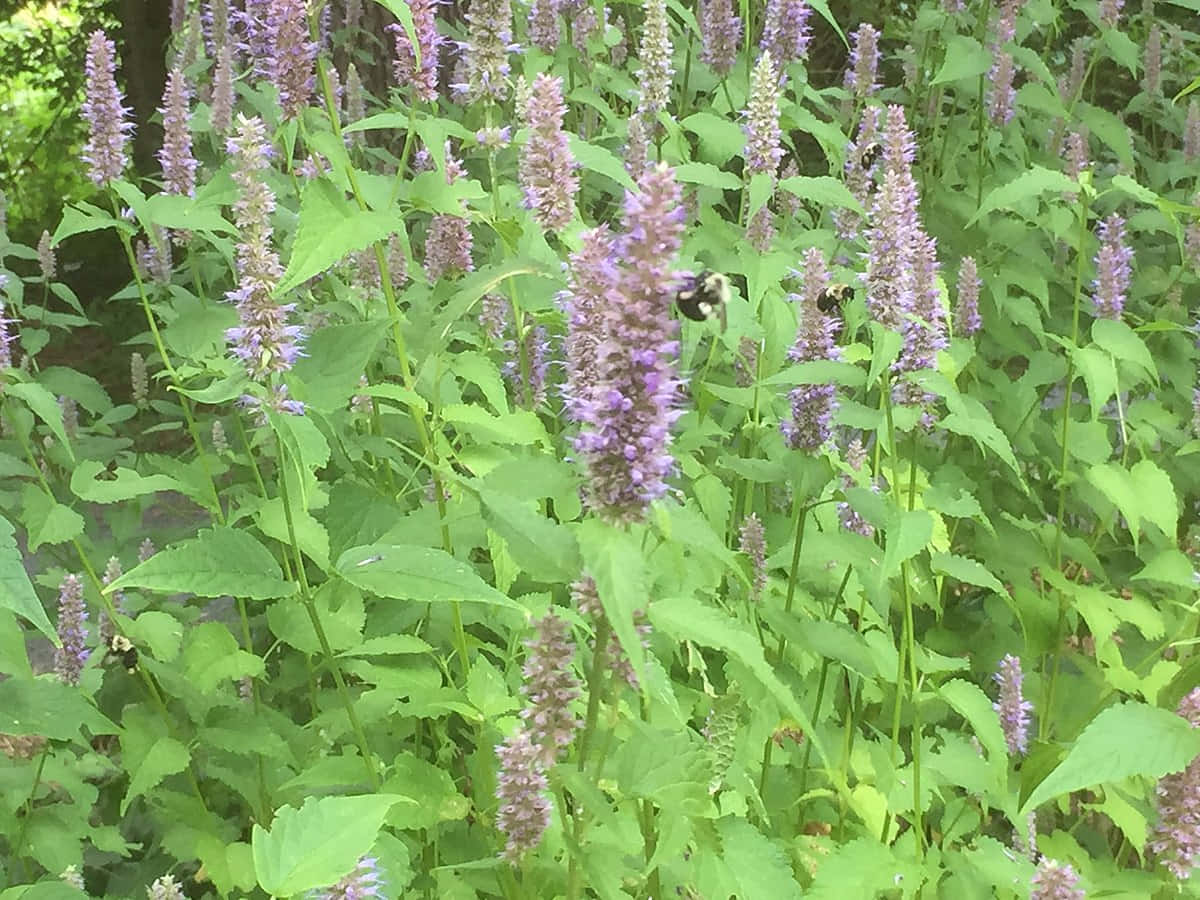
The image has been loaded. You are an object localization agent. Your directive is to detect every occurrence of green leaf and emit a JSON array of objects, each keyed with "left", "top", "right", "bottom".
[
  {"left": 931, "top": 35, "right": 991, "bottom": 84},
  {"left": 121, "top": 736, "right": 190, "bottom": 815},
  {"left": 37, "top": 367, "right": 112, "bottom": 415},
  {"left": 142, "top": 191, "right": 235, "bottom": 235},
  {"left": 1131, "top": 459, "right": 1177, "bottom": 542},
  {"left": 1091, "top": 319, "right": 1157, "bottom": 382},
  {"left": 0, "top": 515, "right": 57, "bottom": 642},
  {"left": 1132, "top": 550, "right": 1198, "bottom": 589},
  {"left": 336, "top": 544, "right": 520, "bottom": 609},
  {"left": 276, "top": 178, "right": 402, "bottom": 295},
  {"left": 477, "top": 488, "right": 581, "bottom": 583},
  {"left": 105, "top": 527, "right": 296, "bottom": 600},
  {"left": 1021, "top": 702, "right": 1200, "bottom": 814},
  {"left": 568, "top": 135, "right": 635, "bottom": 191},
  {"left": 806, "top": 837, "right": 902, "bottom": 900},
  {"left": 674, "top": 162, "right": 741, "bottom": 191},
  {"left": 381, "top": 753, "right": 467, "bottom": 830},
  {"left": 253, "top": 795, "right": 412, "bottom": 897},
  {"left": 577, "top": 519, "right": 649, "bottom": 687},
  {"left": 650, "top": 596, "right": 834, "bottom": 777},
  {"left": 681, "top": 112, "right": 748, "bottom": 163},
  {"left": 930, "top": 552, "right": 1006, "bottom": 595},
  {"left": 969, "top": 166, "right": 1077, "bottom": 224},
  {"left": 717, "top": 818, "right": 804, "bottom": 900},
  {"left": 441, "top": 404, "right": 549, "bottom": 447},
  {"left": 746, "top": 172, "right": 774, "bottom": 216},
  {"left": 129, "top": 611, "right": 184, "bottom": 663},
  {"left": 181, "top": 622, "right": 265, "bottom": 693},
  {"left": 880, "top": 510, "right": 933, "bottom": 581},
  {"left": 7, "top": 382, "right": 74, "bottom": 461},
  {"left": 337, "top": 634, "right": 433, "bottom": 657},
  {"left": 777, "top": 175, "right": 863, "bottom": 213},
  {"left": 1109, "top": 173, "right": 1160, "bottom": 205},
  {"left": 1101, "top": 27, "right": 1139, "bottom": 74},
  {"left": 22, "top": 486, "right": 85, "bottom": 553},
  {"left": 764, "top": 360, "right": 866, "bottom": 388},
  {"left": 70, "top": 460, "right": 185, "bottom": 504},
  {"left": 52, "top": 202, "right": 131, "bottom": 243},
  {"left": 0, "top": 678, "right": 117, "bottom": 743},
  {"left": 1086, "top": 463, "right": 1142, "bottom": 552},
  {"left": 1077, "top": 102, "right": 1135, "bottom": 170},
  {"left": 1071, "top": 346, "right": 1118, "bottom": 419},
  {"left": 937, "top": 679, "right": 1009, "bottom": 766},
  {"left": 290, "top": 322, "right": 387, "bottom": 412}
]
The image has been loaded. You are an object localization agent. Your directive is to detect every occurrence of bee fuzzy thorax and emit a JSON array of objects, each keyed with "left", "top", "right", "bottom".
[{"left": 675, "top": 270, "right": 731, "bottom": 330}]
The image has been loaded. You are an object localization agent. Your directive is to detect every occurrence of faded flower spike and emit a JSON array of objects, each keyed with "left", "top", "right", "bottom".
[
  {"left": 147, "top": 874, "right": 186, "bottom": 900},
  {"left": 54, "top": 574, "right": 89, "bottom": 686},
  {"left": 131, "top": 351, "right": 149, "bottom": 408},
  {"left": 1030, "top": 858, "right": 1085, "bottom": 900},
  {"left": 954, "top": 256, "right": 982, "bottom": 337},
  {"left": 739, "top": 513, "right": 767, "bottom": 603},
  {"left": 83, "top": 30, "right": 134, "bottom": 186},
  {"left": 992, "top": 653, "right": 1033, "bottom": 756},
  {"left": 636, "top": 0, "right": 673, "bottom": 116},
  {"left": 520, "top": 612, "right": 581, "bottom": 764},
  {"left": 1091, "top": 213, "right": 1132, "bottom": 321},
  {"left": 519, "top": 74, "right": 579, "bottom": 232},
  {"left": 494, "top": 728, "right": 552, "bottom": 862},
  {"left": 458, "top": 0, "right": 514, "bottom": 102},
  {"left": 1150, "top": 687, "right": 1200, "bottom": 879},
  {"left": 38, "top": 230, "right": 56, "bottom": 281}
]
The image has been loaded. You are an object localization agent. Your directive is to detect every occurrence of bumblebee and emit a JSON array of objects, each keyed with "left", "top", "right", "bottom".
[
  {"left": 816, "top": 282, "right": 854, "bottom": 313},
  {"left": 858, "top": 142, "right": 882, "bottom": 170},
  {"left": 675, "top": 270, "right": 731, "bottom": 330},
  {"left": 107, "top": 634, "right": 139, "bottom": 673}
]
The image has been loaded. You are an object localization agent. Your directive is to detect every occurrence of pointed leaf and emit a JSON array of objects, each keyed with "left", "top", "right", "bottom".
[
  {"left": 336, "top": 544, "right": 520, "bottom": 608},
  {"left": 0, "top": 515, "right": 57, "bottom": 642}
]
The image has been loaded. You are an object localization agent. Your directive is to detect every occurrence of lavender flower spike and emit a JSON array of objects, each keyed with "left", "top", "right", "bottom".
[
  {"left": 494, "top": 728, "right": 552, "bottom": 861},
  {"left": 82, "top": 30, "right": 134, "bottom": 186},
  {"left": 519, "top": 74, "right": 579, "bottom": 232},
  {"left": 992, "top": 653, "right": 1033, "bottom": 756},
  {"left": 782, "top": 247, "right": 840, "bottom": 450},
  {"left": 391, "top": 0, "right": 441, "bottom": 102},
  {"left": 158, "top": 68, "right": 198, "bottom": 195},
  {"left": 266, "top": 0, "right": 317, "bottom": 117},
  {"left": 38, "top": 230, "right": 56, "bottom": 281},
  {"left": 739, "top": 514, "right": 767, "bottom": 603},
  {"left": 224, "top": 114, "right": 305, "bottom": 383},
  {"left": 211, "top": 45, "right": 234, "bottom": 135},
  {"left": 574, "top": 164, "right": 686, "bottom": 522},
  {"left": 744, "top": 53, "right": 783, "bottom": 178},
  {"left": 843, "top": 23, "right": 879, "bottom": 99},
  {"left": 698, "top": 0, "right": 741, "bottom": 79},
  {"left": 1150, "top": 687, "right": 1200, "bottom": 879},
  {"left": 563, "top": 226, "right": 620, "bottom": 422},
  {"left": 760, "top": 0, "right": 811, "bottom": 74},
  {"left": 459, "top": 0, "right": 514, "bottom": 102},
  {"left": 1030, "top": 859, "right": 1085, "bottom": 900},
  {"left": 54, "top": 574, "right": 89, "bottom": 686},
  {"left": 1091, "top": 213, "right": 1133, "bottom": 321}
]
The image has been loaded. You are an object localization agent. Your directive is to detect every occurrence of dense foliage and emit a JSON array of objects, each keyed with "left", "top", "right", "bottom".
[{"left": 1, "top": 0, "right": 1199, "bottom": 897}]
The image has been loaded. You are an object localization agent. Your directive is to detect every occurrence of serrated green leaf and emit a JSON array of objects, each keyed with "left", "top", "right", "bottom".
[
  {"left": 577, "top": 519, "right": 648, "bottom": 687},
  {"left": 252, "top": 795, "right": 412, "bottom": 897},
  {"left": 1086, "top": 462, "right": 1141, "bottom": 552},
  {"left": 477, "top": 488, "right": 580, "bottom": 582},
  {"left": 277, "top": 178, "right": 402, "bottom": 295},
  {"left": 930, "top": 552, "right": 1006, "bottom": 595},
  {"left": 7, "top": 382, "right": 74, "bottom": 461},
  {"left": 718, "top": 818, "right": 803, "bottom": 900},
  {"left": 441, "top": 404, "right": 549, "bottom": 446},
  {"left": 0, "top": 678, "right": 117, "bottom": 743},
  {"left": 931, "top": 35, "right": 991, "bottom": 84},
  {"left": 778, "top": 175, "right": 863, "bottom": 213},
  {"left": 105, "top": 527, "right": 296, "bottom": 600},
  {"left": 1131, "top": 459, "right": 1177, "bottom": 541},
  {"left": 1021, "top": 703, "right": 1200, "bottom": 814},
  {"left": 121, "top": 736, "right": 190, "bottom": 815},
  {"left": 290, "top": 322, "right": 387, "bottom": 412},
  {"left": 674, "top": 162, "right": 741, "bottom": 190},
  {"left": 970, "top": 166, "right": 1077, "bottom": 224},
  {"left": 336, "top": 544, "right": 520, "bottom": 608},
  {"left": 1091, "top": 318, "right": 1157, "bottom": 382},
  {"left": 1132, "top": 550, "right": 1197, "bottom": 589},
  {"left": 22, "top": 486, "right": 85, "bottom": 553},
  {"left": 568, "top": 134, "right": 635, "bottom": 191},
  {"left": 681, "top": 112, "right": 747, "bottom": 163},
  {"left": 938, "top": 678, "right": 1009, "bottom": 766}
]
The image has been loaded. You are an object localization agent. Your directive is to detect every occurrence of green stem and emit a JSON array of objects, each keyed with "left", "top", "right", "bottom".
[
  {"left": 276, "top": 433, "right": 380, "bottom": 789},
  {"left": 10, "top": 746, "right": 48, "bottom": 873}
]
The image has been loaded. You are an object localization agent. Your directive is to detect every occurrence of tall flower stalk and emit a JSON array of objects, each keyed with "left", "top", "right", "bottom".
[
  {"left": 568, "top": 164, "right": 685, "bottom": 522},
  {"left": 82, "top": 30, "right": 134, "bottom": 187},
  {"left": 782, "top": 248, "right": 840, "bottom": 450},
  {"left": 743, "top": 53, "right": 782, "bottom": 251},
  {"left": 519, "top": 74, "right": 579, "bottom": 232},
  {"left": 392, "top": 0, "right": 441, "bottom": 102}
]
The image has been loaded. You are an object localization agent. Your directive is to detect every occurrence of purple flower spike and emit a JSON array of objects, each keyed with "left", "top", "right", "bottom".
[
  {"left": 211, "top": 45, "right": 234, "bottom": 134},
  {"left": 1030, "top": 859, "right": 1085, "bottom": 900},
  {"left": 391, "top": 0, "right": 441, "bottom": 102},
  {"left": 744, "top": 53, "right": 783, "bottom": 177},
  {"left": 782, "top": 248, "right": 840, "bottom": 450},
  {"left": 739, "top": 514, "right": 767, "bottom": 603},
  {"left": 1091, "top": 213, "right": 1133, "bottom": 321},
  {"left": 494, "top": 728, "right": 552, "bottom": 861},
  {"left": 1150, "top": 688, "right": 1200, "bottom": 879},
  {"left": 314, "top": 856, "right": 384, "bottom": 899},
  {"left": 992, "top": 653, "right": 1033, "bottom": 756},
  {"left": 520, "top": 74, "right": 579, "bottom": 232},
  {"left": 520, "top": 612, "right": 581, "bottom": 764},
  {"left": 37, "top": 231, "right": 56, "bottom": 282},
  {"left": 988, "top": 51, "right": 1016, "bottom": 125},
  {"left": 54, "top": 574, "right": 89, "bottom": 686},
  {"left": 158, "top": 68, "right": 198, "bottom": 196},
  {"left": 224, "top": 114, "right": 305, "bottom": 384},
  {"left": 563, "top": 226, "right": 620, "bottom": 422},
  {"left": 954, "top": 256, "right": 982, "bottom": 337},
  {"left": 82, "top": 30, "right": 134, "bottom": 187},
  {"left": 460, "top": 0, "right": 514, "bottom": 101},
  {"left": 266, "top": 0, "right": 316, "bottom": 117},
  {"left": 760, "top": 0, "right": 811, "bottom": 75},
  {"left": 573, "top": 164, "right": 686, "bottom": 522},
  {"left": 1098, "top": 0, "right": 1122, "bottom": 28},
  {"left": 527, "top": 0, "right": 559, "bottom": 53},
  {"left": 843, "top": 24, "right": 879, "bottom": 99},
  {"left": 699, "top": 0, "right": 741, "bottom": 79}
]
